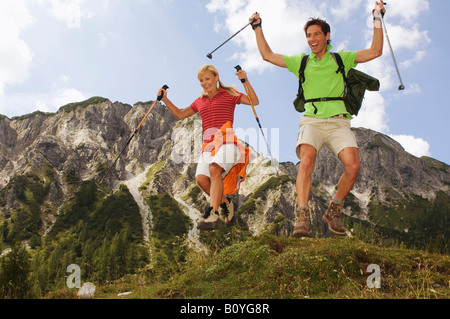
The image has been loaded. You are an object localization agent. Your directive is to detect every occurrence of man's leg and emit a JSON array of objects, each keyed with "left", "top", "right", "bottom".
[
  {"left": 296, "top": 144, "right": 317, "bottom": 207},
  {"left": 323, "top": 147, "right": 360, "bottom": 235},
  {"left": 293, "top": 144, "right": 317, "bottom": 237},
  {"left": 335, "top": 147, "right": 360, "bottom": 201}
]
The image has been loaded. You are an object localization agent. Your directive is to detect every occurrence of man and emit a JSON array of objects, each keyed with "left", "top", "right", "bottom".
[{"left": 250, "top": 2, "right": 386, "bottom": 237}]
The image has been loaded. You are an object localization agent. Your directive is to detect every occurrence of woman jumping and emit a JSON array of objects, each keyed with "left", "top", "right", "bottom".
[{"left": 158, "top": 65, "right": 259, "bottom": 230}]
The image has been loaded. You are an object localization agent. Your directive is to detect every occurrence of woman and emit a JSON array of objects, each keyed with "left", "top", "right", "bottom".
[{"left": 158, "top": 65, "right": 259, "bottom": 230}]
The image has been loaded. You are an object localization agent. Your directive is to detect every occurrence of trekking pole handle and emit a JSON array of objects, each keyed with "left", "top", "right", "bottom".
[
  {"left": 235, "top": 65, "right": 245, "bottom": 83},
  {"left": 158, "top": 85, "right": 169, "bottom": 101}
]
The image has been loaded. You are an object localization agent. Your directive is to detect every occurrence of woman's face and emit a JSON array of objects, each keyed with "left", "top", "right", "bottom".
[{"left": 199, "top": 70, "right": 219, "bottom": 95}]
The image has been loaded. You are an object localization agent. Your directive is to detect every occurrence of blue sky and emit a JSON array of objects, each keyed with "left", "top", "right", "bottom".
[{"left": 1, "top": 0, "right": 449, "bottom": 166}]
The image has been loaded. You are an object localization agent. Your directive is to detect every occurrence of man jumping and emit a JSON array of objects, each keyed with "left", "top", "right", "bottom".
[{"left": 250, "top": 2, "right": 386, "bottom": 237}]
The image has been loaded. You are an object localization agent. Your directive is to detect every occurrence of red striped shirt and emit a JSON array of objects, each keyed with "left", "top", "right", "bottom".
[{"left": 191, "top": 88, "right": 243, "bottom": 143}]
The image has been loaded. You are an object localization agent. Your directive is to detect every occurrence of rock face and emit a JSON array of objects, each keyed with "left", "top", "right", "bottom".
[{"left": 0, "top": 97, "right": 449, "bottom": 243}]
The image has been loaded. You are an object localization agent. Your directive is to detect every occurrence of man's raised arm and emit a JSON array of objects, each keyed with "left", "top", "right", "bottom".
[
  {"left": 355, "top": 1, "right": 386, "bottom": 64},
  {"left": 250, "top": 12, "right": 288, "bottom": 68}
]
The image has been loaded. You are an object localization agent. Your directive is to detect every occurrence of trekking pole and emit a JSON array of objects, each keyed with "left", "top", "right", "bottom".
[
  {"left": 207, "top": 16, "right": 257, "bottom": 59},
  {"left": 235, "top": 65, "right": 279, "bottom": 176},
  {"left": 378, "top": 9, "right": 405, "bottom": 91},
  {"left": 99, "top": 85, "right": 169, "bottom": 184}
]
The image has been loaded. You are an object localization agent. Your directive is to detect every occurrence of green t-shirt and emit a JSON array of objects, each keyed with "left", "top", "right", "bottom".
[{"left": 284, "top": 44, "right": 357, "bottom": 118}]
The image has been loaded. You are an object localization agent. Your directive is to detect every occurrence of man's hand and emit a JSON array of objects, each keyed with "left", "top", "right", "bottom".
[
  {"left": 373, "top": 1, "right": 386, "bottom": 29},
  {"left": 373, "top": 1, "right": 386, "bottom": 19},
  {"left": 250, "top": 12, "right": 261, "bottom": 30}
]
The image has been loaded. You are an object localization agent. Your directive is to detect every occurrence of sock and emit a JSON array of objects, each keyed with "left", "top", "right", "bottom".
[
  {"left": 332, "top": 197, "right": 344, "bottom": 205},
  {"left": 298, "top": 206, "right": 309, "bottom": 210}
]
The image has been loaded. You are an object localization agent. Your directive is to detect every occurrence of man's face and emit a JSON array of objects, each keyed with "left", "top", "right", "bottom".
[{"left": 306, "top": 24, "right": 330, "bottom": 57}]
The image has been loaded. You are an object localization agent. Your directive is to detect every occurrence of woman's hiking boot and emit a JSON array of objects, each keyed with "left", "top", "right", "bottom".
[
  {"left": 197, "top": 206, "right": 221, "bottom": 230},
  {"left": 220, "top": 197, "right": 235, "bottom": 227},
  {"left": 322, "top": 201, "right": 346, "bottom": 235},
  {"left": 293, "top": 207, "right": 312, "bottom": 237}
]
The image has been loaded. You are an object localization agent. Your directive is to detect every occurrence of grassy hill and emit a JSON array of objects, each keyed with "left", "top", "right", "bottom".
[
  {"left": 93, "top": 234, "right": 449, "bottom": 299},
  {"left": 1, "top": 173, "right": 448, "bottom": 299}
]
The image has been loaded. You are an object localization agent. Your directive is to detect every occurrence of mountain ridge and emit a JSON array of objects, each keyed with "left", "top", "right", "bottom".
[
  {"left": 1, "top": 97, "right": 448, "bottom": 240},
  {"left": 0, "top": 97, "right": 448, "bottom": 298}
]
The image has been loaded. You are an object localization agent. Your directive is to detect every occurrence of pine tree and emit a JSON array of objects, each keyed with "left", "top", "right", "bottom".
[
  {"left": 0, "top": 242, "right": 33, "bottom": 298},
  {"left": 109, "top": 232, "right": 127, "bottom": 280},
  {"left": 97, "top": 237, "right": 110, "bottom": 282},
  {"left": 0, "top": 221, "right": 8, "bottom": 242}
]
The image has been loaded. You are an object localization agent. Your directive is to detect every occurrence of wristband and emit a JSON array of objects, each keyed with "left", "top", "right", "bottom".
[{"left": 372, "top": 9, "right": 384, "bottom": 29}]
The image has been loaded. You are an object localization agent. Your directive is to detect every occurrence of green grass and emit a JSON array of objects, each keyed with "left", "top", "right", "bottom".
[
  {"left": 96, "top": 234, "right": 449, "bottom": 299},
  {"left": 58, "top": 97, "right": 109, "bottom": 113},
  {"left": 10, "top": 110, "right": 53, "bottom": 121}
]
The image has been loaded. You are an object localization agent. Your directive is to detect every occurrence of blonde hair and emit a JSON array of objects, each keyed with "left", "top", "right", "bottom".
[{"left": 198, "top": 65, "right": 239, "bottom": 97}]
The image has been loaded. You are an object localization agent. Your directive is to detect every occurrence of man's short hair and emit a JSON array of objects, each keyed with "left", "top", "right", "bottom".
[{"left": 304, "top": 18, "right": 331, "bottom": 45}]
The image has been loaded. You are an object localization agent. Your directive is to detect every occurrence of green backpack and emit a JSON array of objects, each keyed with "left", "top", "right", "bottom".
[{"left": 293, "top": 52, "right": 380, "bottom": 115}]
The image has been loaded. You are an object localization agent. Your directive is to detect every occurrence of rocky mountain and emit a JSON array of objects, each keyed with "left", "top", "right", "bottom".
[{"left": 0, "top": 97, "right": 449, "bottom": 254}]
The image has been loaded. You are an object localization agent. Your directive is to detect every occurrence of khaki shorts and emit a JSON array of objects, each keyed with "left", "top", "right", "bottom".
[
  {"left": 295, "top": 115, "right": 358, "bottom": 159},
  {"left": 196, "top": 144, "right": 240, "bottom": 178}
]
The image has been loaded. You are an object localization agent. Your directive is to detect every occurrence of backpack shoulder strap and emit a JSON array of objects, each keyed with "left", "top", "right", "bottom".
[
  {"left": 331, "top": 52, "right": 348, "bottom": 97},
  {"left": 331, "top": 52, "right": 346, "bottom": 78},
  {"left": 299, "top": 54, "right": 309, "bottom": 83}
]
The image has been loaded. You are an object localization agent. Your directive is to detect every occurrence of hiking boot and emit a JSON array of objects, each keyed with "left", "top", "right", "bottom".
[
  {"left": 293, "top": 207, "right": 312, "bottom": 237},
  {"left": 322, "top": 201, "right": 346, "bottom": 235},
  {"left": 197, "top": 206, "right": 221, "bottom": 230},
  {"left": 220, "top": 197, "right": 236, "bottom": 227}
]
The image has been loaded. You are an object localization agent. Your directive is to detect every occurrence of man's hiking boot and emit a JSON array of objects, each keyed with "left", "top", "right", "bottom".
[
  {"left": 293, "top": 207, "right": 312, "bottom": 237},
  {"left": 197, "top": 206, "right": 221, "bottom": 230},
  {"left": 322, "top": 201, "right": 346, "bottom": 235},
  {"left": 220, "top": 197, "right": 236, "bottom": 227}
]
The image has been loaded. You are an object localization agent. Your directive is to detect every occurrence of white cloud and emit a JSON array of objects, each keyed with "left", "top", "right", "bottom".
[
  {"left": 351, "top": 54, "right": 392, "bottom": 133},
  {"left": 378, "top": 0, "right": 430, "bottom": 23},
  {"left": 400, "top": 82, "right": 421, "bottom": 95},
  {"left": 51, "top": 88, "right": 86, "bottom": 109},
  {"left": 46, "top": 0, "right": 110, "bottom": 28},
  {"left": 383, "top": 23, "right": 431, "bottom": 52},
  {"left": 0, "top": 74, "right": 86, "bottom": 117},
  {"left": 97, "top": 33, "right": 108, "bottom": 47},
  {"left": 0, "top": 1, "right": 98, "bottom": 119},
  {"left": 389, "top": 134, "right": 431, "bottom": 158},
  {"left": 206, "top": 0, "right": 320, "bottom": 73},
  {"left": 0, "top": 87, "right": 86, "bottom": 117},
  {"left": 0, "top": 0, "right": 34, "bottom": 94},
  {"left": 330, "top": 0, "right": 363, "bottom": 20},
  {"left": 352, "top": 91, "right": 388, "bottom": 132},
  {"left": 401, "top": 50, "right": 426, "bottom": 69}
]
